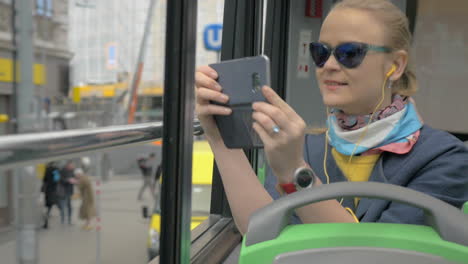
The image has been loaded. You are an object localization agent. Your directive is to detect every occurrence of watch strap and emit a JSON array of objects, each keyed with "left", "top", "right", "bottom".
[{"left": 277, "top": 183, "right": 297, "bottom": 194}]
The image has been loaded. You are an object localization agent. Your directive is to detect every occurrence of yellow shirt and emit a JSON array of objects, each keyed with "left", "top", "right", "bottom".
[{"left": 331, "top": 148, "right": 380, "bottom": 207}]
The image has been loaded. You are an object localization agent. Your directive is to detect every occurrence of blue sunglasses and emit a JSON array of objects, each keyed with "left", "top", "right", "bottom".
[{"left": 309, "top": 42, "right": 392, "bottom": 69}]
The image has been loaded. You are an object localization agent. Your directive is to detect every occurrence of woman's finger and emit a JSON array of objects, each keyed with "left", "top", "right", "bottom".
[
  {"left": 197, "top": 65, "right": 218, "bottom": 79},
  {"left": 252, "top": 110, "right": 284, "bottom": 137},
  {"left": 195, "top": 71, "right": 222, "bottom": 91},
  {"left": 252, "top": 122, "right": 275, "bottom": 147},
  {"left": 196, "top": 104, "right": 232, "bottom": 116},
  {"left": 196, "top": 87, "right": 229, "bottom": 105},
  {"left": 261, "top": 86, "right": 300, "bottom": 120},
  {"left": 252, "top": 101, "right": 292, "bottom": 133}
]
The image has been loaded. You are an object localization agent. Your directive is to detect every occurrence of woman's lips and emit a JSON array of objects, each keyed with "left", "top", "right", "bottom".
[{"left": 324, "top": 80, "right": 348, "bottom": 91}]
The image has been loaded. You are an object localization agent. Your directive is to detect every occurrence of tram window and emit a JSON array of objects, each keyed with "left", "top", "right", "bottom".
[
  {"left": 144, "top": 1, "right": 226, "bottom": 261},
  {"left": 0, "top": 0, "right": 225, "bottom": 263},
  {"left": 190, "top": 0, "right": 468, "bottom": 262},
  {"left": 188, "top": 0, "right": 224, "bottom": 236},
  {"left": 411, "top": 0, "right": 468, "bottom": 134},
  {"left": 67, "top": 0, "right": 170, "bottom": 127}
]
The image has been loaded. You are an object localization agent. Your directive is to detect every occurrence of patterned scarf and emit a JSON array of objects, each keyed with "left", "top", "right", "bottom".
[
  {"left": 327, "top": 95, "right": 423, "bottom": 156},
  {"left": 332, "top": 95, "right": 407, "bottom": 131}
]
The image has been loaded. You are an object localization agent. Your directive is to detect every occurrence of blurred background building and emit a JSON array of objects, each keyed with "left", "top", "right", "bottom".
[
  {"left": 68, "top": 0, "right": 224, "bottom": 126},
  {"left": 0, "top": 0, "right": 224, "bottom": 231},
  {"left": 0, "top": 0, "right": 72, "bottom": 229}
]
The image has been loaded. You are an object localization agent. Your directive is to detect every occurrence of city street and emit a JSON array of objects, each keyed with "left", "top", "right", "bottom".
[{"left": 0, "top": 176, "right": 154, "bottom": 264}]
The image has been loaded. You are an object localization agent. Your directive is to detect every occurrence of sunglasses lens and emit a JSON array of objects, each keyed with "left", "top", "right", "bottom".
[
  {"left": 335, "top": 43, "right": 367, "bottom": 68},
  {"left": 309, "top": 43, "right": 330, "bottom": 67}
]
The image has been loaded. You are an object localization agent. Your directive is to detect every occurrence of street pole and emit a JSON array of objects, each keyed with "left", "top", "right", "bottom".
[
  {"left": 95, "top": 153, "right": 102, "bottom": 264},
  {"left": 13, "top": 1, "right": 39, "bottom": 264},
  {"left": 127, "top": 0, "right": 157, "bottom": 124}
]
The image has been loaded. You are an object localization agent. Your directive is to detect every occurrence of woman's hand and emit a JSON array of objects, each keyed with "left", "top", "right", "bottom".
[
  {"left": 195, "top": 66, "right": 232, "bottom": 142},
  {"left": 252, "top": 86, "right": 307, "bottom": 183}
]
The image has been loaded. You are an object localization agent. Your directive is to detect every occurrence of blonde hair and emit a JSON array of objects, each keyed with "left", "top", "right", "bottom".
[{"left": 332, "top": 0, "right": 418, "bottom": 96}]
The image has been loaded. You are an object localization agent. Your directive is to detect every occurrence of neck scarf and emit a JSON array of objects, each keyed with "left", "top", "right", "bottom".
[
  {"left": 327, "top": 96, "right": 423, "bottom": 156},
  {"left": 332, "top": 95, "right": 406, "bottom": 131}
]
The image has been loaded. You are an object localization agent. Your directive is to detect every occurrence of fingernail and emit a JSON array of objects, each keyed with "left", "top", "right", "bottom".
[
  {"left": 209, "top": 71, "right": 218, "bottom": 79},
  {"left": 215, "top": 84, "right": 222, "bottom": 91},
  {"left": 221, "top": 94, "right": 229, "bottom": 101}
]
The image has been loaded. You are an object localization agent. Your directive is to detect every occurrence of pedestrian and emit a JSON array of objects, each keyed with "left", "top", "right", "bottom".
[
  {"left": 153, "top": 163, "right": 162, "bottom": 195},
  {"left": 58, "top": 160, "right": 76, "bottom": 225},
  {"left": 41, "top": 162, "right": 61, "bottom": 229},
  {"left": 74, "top": 168, "right": 96, "bottom": 231},
  {"left": 137, "top": 153, "right": 156, "bottom": 200},
  {"left": 80, "top": 156, "right": 91, "bottom": 173},
  {"left": 151, "top": 162, "right": 162, "bottom": 212}
]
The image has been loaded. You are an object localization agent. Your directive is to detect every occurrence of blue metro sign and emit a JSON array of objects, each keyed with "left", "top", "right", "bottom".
[{"left": 204, "top": 24, "right": 223, "bottom": 51}]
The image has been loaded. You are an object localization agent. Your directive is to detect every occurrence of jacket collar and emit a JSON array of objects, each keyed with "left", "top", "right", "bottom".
[
  {"left": 323, "top": 147, "right": 354, "bottom": 210},
  {"left": 355, "top": 157, "right": 388, "bottom": 219},
  {"left": 324, "top": 145, "right": 388, "bottom": 219}
]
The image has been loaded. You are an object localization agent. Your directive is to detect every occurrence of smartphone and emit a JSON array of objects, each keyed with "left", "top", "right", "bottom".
[{"left": 210, "top": 55, "right": 271, "bottom": 149}]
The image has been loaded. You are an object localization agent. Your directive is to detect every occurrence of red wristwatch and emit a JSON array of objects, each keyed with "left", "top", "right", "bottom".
[
  {"left": 278, "top": 183, "right": 297, "bottom": 194},
  {"left": 276, "top": 167, "right": 316, "bottom": 195}
]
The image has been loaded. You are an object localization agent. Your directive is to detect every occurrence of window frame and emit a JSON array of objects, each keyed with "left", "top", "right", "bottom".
[
  {"left": 35, "top": 0, "right": 45, "bottom": 16},
  {"left": 182, "top": 0, "right": 292, "bottom": 263},
  {"left": 184, "top": 1, "right": 421, "bottom": 262},
  {"left": 45, "top": 0, "right": 52, "bottom": 17},
  {"left": 35, "top": 0, "right": 52, "bottom": 17}
]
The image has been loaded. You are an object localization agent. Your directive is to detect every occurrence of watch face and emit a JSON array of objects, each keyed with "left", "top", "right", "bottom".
[{"left": 296, "top": 169, "right": 314, "bottom": 188}]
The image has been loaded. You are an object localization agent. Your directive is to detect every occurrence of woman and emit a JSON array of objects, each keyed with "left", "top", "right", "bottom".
[
  {"left": 74, "top": 168, "right": 96, "bottom": 230},
  {"left": 41, "top": 162, "right": 61, "bottom": 229},
  {"left": 195, "top": 0, "right": 468, "bottom": 234}
]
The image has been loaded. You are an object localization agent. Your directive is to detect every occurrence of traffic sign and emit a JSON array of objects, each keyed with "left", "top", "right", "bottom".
[
  {"left": 106, "top": 42, "right": 117, "bottom": 69},
  {"left": 203, "top": 24, "right": 222, "bottom": 51}
]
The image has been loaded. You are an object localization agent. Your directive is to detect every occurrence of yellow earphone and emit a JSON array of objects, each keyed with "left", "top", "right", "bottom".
[
  {"left": 322, "top": 63, "right": 398, "bottom": 223},
  {"left": 386, "top": 64, "right": 397, "bottom": 79},
  {"left": 323, "top": 63, "right": 398, "bottom": 190}
]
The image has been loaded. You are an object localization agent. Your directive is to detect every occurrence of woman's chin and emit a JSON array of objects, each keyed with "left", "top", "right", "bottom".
[{"left": 322, "top": 99, "right": 346, "bottom": 110}]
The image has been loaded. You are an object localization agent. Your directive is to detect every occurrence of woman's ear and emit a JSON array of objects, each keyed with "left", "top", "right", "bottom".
[{"left": 389, "top": 50, "right": 408, "bottom": 81}]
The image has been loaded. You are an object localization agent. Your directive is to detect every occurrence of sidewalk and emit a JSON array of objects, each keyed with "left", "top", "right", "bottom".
[{"left": 0, "top": 176, "right": 156, "bottom": 264}]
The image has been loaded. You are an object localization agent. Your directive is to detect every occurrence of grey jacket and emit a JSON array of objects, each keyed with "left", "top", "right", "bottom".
[{"left": 265, "top": 125, "right": 468, "bottom": 225}]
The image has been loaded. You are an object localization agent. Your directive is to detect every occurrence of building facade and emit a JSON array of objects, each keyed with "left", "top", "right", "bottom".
[
  {"left": 68, "top": 0, "right": 224, "bottom": 88},
  {"left": 0, "top": 0, "right": 71, "bottom": 229}
]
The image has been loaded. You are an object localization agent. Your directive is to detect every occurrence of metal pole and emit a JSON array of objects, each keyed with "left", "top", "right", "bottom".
[
  {"left": 95, "top": 153, "right": 102, "bottom": 264},
  {"left": 159, "top": 0, "right": 197, "bottom": 263},
  {"left": 13, "top": 1, "right": 38, "bottom": 263},
  {"left": 15, "top": 166, "right": 38, "bottom": 264},
  {"left": 127, "top": 0, "right": 157, "bottom": 124},
  {"left": 85, "top": 3, "right": 89, "bottom": 83},
  {"left": 96, "top": 0, "right": 101, "bottom": 83}
]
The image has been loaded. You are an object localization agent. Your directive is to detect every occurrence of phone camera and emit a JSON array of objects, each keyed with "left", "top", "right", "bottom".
[{"left": 252, "top": 73, "right": 261, "bottom": 93}]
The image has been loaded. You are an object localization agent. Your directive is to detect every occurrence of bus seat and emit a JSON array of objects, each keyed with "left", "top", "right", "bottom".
[{"left": 239, "top": 182, "right": 468, "bottom": 264}]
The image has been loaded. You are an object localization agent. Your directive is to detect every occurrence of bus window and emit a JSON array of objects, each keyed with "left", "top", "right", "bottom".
[
  {"left": 411, "top": 0, "right": 468, "bottom": 134},
  {"left": 146, "top": 0, "right": 224, "bottom": 260}
]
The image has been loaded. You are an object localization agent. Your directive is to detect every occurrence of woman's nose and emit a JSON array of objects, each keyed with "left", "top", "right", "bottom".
[{"left": 322, "top": 53, "right": 341, "bottom": 71}]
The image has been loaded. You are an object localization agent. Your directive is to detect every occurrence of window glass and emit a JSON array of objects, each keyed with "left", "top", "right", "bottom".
[
  {"left": 0, "top": 0, "right": 223, "bottom": 262},
  {"left": 36, "top": 0, "right": 45, "bottom": 16},
  {"left": 45, "top": 0, "right": 53, "bottom": 17},
  {"left": 411, "top": 0, "right": 468, "bottom": 133},
  {"left": 190, "top": 0, "right": 224, "bottom": 230},
  {"left": 0, "top": 96, "right": 9, "bottom": 229}
]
